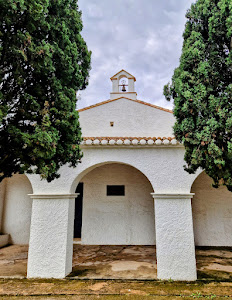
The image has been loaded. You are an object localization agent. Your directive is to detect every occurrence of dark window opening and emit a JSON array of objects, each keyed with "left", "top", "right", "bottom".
[
  {"left": 74, "top": 182, "right": 84, "bottom": 238},
  {"left": 107, "top": 185, "right": 125, "bottom": 196}
]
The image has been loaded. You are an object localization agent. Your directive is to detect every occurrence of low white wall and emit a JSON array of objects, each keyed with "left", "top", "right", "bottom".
[
  {"left": 2, "top": 174, "right": 33, "bottom": 244},
  {"left": 192, "top": 172, "right": 232, "bottom": 246},
  {"left": 81, "top": 163, "right": 156, "bottom": 245}
]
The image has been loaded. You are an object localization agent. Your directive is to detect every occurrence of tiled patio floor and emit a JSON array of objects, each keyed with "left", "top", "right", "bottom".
[{"left": 0, "top": 244, "right": 231, "bottom": 281}]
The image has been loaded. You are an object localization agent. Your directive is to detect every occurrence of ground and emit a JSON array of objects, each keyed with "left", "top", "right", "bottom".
[
  {"left": 0, "top": 245, "right": 231, "bottom": 299},
  {"left": 0, "top": 279, "right": 232, "bottom": 299}
]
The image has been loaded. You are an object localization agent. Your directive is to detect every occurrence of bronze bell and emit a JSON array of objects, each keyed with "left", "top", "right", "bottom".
[
  {"left": 121, "top": 80, "right": 127, "bottom": 92},
  {"left": 122, "top": 83, "right": 126, "bottom": 92}
]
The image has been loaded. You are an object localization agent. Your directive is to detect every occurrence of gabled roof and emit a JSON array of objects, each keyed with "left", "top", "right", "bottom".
[
  {"left": 78, "top": 97, "right": 173, "bottom": 114},
  {"left": 110, "top": 69, "right": 136, "bottom": 81}
]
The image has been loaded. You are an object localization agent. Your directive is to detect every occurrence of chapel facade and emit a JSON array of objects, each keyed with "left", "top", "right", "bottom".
[{"left": 0, "top": 70, "right": 232, "bottom": 281}]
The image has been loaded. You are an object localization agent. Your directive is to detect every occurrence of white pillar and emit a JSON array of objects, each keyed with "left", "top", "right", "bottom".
[
  {"left": 112, "top": 79, "right": 119, "bottom": 92},
  {"left": 151, "top": 193, "right": 197, "bottom": 281},
  {"left": 128, "top": 78, "right": 135, "bottom": 92},
  {"left": 27, "top": 194, "right": 77, "bottom": 278}
]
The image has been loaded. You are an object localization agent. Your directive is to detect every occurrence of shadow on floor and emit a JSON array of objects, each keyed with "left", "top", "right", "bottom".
[
  {"left": 71, "top": 245, "right": 157, "bottom": 279},
  {"left": 196, "top": 246, "right": 232, "bottom": 281}
]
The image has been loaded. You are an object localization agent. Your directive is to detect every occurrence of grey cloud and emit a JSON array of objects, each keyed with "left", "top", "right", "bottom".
[{"left": 77, "top": 0, "right": 194, "bottom": 110}]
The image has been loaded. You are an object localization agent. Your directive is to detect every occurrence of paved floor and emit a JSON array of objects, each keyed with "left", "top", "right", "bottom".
[
  {"left": 72, "top": 245, "right": 157, "bottom": 279},
  {"left": 0, "top": 244, "right": 231, "bottom": 281},
  {"left": 0, "top": 244, "right": 27, "bottom": 277}
]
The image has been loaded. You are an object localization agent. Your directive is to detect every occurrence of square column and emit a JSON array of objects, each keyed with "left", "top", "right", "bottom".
[
  {"left": 27, "top": 194, "right": 77, "bottom": 278},
  {"left": 151, "top": 193, "right": 197, "bottom": 281}
]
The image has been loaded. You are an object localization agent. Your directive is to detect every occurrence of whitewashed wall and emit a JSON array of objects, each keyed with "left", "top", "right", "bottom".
[
  {"left": 192, "top": 171, "right": 232, "bottom": 246},
  {"left": 2, "top": 174, "right": 32, "bottom": 244},
  {"left": 79, "top": 98, "right": 175, "bottom": 137},
  {"left": 29, "top": 147, "right": 200, "bottom": 195},
  {"left": 81, "top": 163, "right": 156, "bottom": 245}
]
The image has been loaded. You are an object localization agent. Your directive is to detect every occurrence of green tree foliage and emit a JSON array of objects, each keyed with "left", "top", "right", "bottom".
[
  {"left": 0, "top": 0, "right": 91, "bottom": 182},
  {"left": 164, "top": 0, "right": 232, "bottom": 190}
]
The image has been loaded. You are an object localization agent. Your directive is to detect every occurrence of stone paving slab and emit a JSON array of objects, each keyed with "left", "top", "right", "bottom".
[
  {"left": 71, "top": 245, "right": 157, "bottom": 279},
  {"left": 196, "top": 247, "right": 232, "bottom": 281},
  {"left": 0, "top": 245, "right": 28, "bottom": 277}
]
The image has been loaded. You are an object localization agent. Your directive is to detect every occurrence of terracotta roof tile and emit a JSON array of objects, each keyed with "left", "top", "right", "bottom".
[{"left": 81, "top": 136, "right": 180, "bottom": 146}]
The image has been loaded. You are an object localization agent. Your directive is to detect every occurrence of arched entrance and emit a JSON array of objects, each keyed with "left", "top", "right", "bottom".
[
  {"left": 191, "top": 171, "right": 232, "bottom": 280},
  {"left": 191, "top": 171, "right": 232, "bottom": 247},
  {"left": 0, "top": 174, "right": 33, "bottom": 244},
  {"left": 71, "top": 162, "right": 157, "bottom": 279},
  {"left": 0, "top": 174, "right": 33, "bottom": 278},
  {"left": 73, "top": 163, "right": 155, "bottom": 245}
]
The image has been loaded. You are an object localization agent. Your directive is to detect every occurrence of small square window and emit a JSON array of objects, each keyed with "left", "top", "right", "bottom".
[{"left": 107, "top": 185, "right": 125, "bottom": 196}]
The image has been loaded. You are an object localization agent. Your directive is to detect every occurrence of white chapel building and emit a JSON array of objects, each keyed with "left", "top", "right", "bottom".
[{"left": 0, "top": 70, "right": 232, "bottom": 281}]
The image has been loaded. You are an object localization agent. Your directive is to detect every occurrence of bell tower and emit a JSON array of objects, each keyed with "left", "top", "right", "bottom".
[{"left": 110, "top": 69, "right": 137, "bottom": 100}]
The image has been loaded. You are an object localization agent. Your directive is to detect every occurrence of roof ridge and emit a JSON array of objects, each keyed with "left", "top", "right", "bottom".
[
  {"left": 78, "top": 97, "right": 173, "bottom": 114},
  {"left": 136, "top": 99, "right": 173, "bottom": 113},
  {"left": 110, "top": 69, "right": 136, "bottom": 80}
]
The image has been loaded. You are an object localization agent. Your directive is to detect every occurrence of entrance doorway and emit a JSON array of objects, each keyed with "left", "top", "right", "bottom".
[
  {"left": 76, "top": 163, "right": 155, "bottom": 245},
  {"left": 74, "top": 183, "right": 83, "bottom": 238}
]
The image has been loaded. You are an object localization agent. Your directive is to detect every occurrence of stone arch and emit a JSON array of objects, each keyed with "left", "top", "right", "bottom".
[
  {"left": 72, "top": 162, "right": 156, "bottom": 245},
  {"left": 191, "top": 171, "right": 232, "bottom": 246},
  {"left": 118, "top": 76, "right": 128, "bottom": 92},
  {"left": 70, "top": 160, "right": 155, "bottom": 194},
  {"left": 1, "top": 174, "right": 33, "bottom": 244},
  {"left": 119, "top": 74, "right": 128, "bottom": 80}
]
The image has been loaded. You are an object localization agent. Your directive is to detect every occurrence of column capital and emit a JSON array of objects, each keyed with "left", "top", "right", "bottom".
[
  {"left": 151, "top": 193, "right": 195, "bottom": 200},
  {"left": 28, "top": 193, "right": 78, "bottom": 200}
]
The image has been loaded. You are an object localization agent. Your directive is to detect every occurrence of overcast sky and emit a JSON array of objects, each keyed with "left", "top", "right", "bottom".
[{"left": 77, "top": 0, "right": 194, "bottom": 110}]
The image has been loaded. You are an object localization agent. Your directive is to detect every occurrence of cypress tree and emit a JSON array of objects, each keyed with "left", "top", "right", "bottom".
[
  {"left": 0, "top": 0, "right": 91, "bottom": 182},
  {"left": 164, "top": 0, "right": 232, "bottom": 190}
]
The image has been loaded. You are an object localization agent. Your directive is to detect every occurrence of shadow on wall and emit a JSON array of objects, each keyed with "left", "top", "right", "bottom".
[
  {"left": 0, "top": 174, "right": 33, "bottom": 245},
  {"left": 191, "top": 171, "right": 232, "bottom": 247},
  {"left": 76, "top": 163, "right": 156, "bottom": 245}
]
